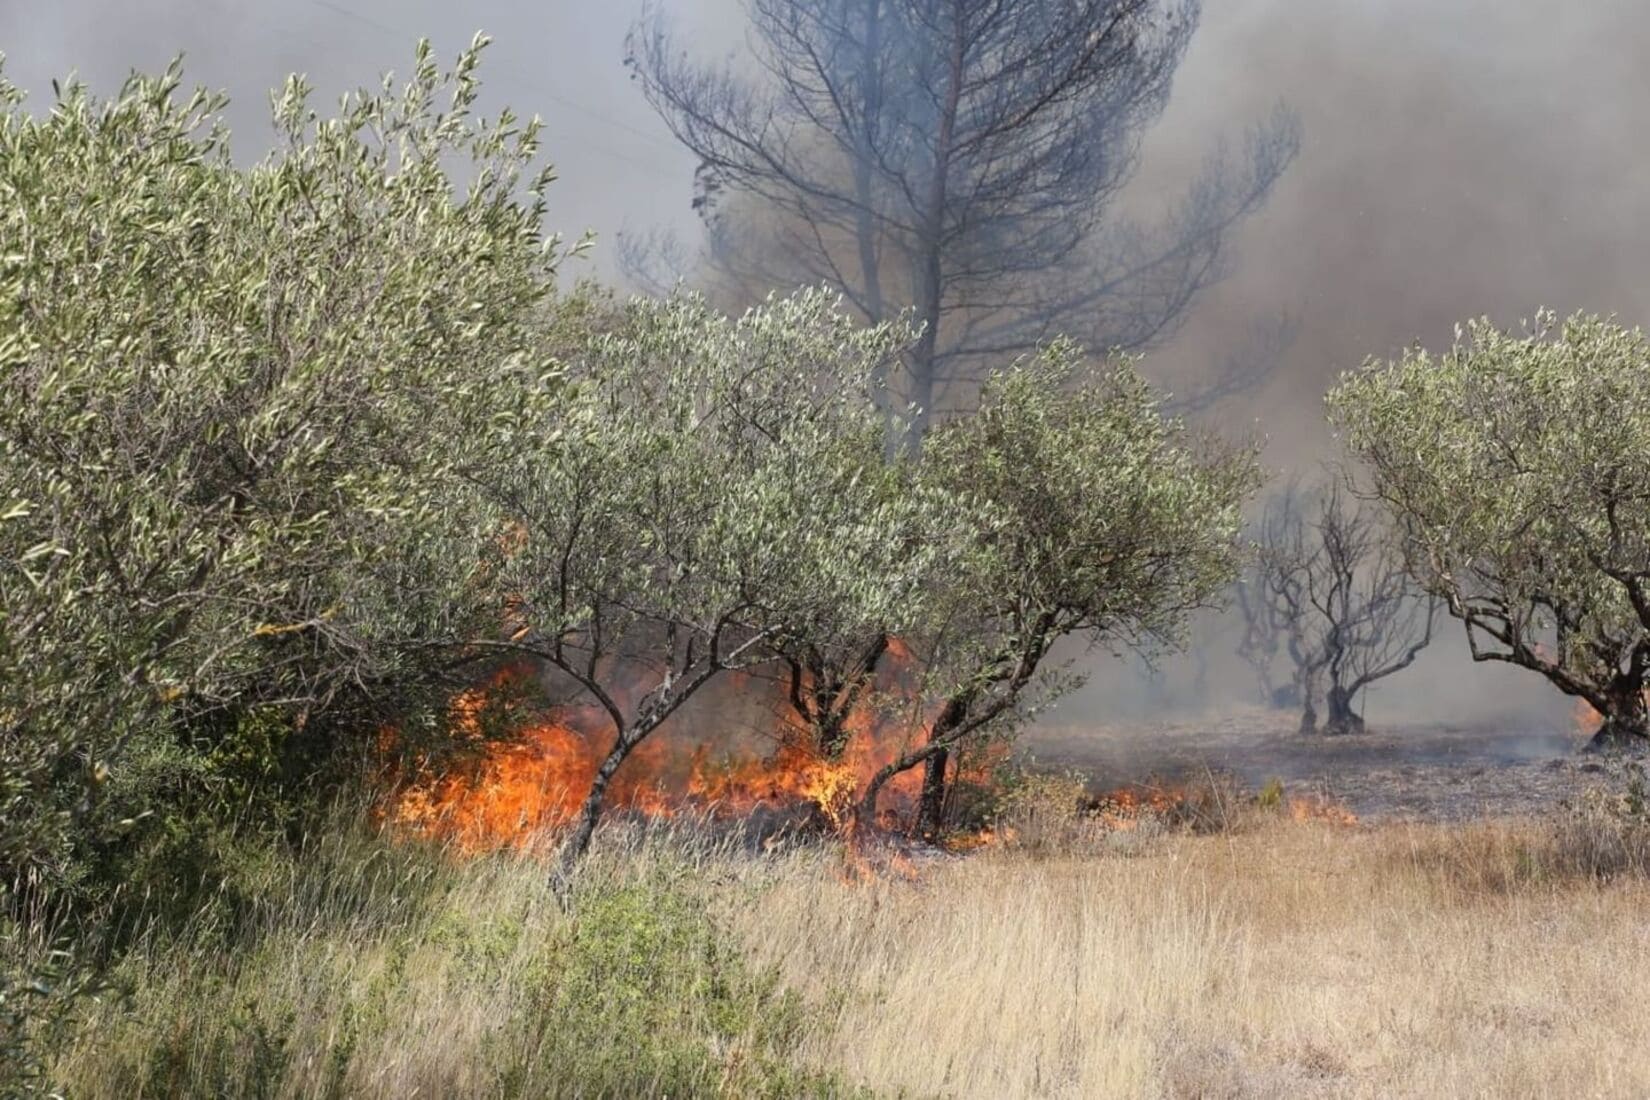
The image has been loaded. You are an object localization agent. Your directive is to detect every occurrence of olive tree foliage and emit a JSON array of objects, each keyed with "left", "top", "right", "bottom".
[
  {"left": 461, "top": 289, "right": 956, "bottom": 878},
  {"left": 856, "top": 341, "right": 1262, "bottom": 833},
  {"left": 0, "top": 38, "right": 573, "bottom": 905},
  {"left": 1239, "top": 482, "right": 1434, "bottom": 735},
  {"left": 1330, "top": 312, "right": 1650, "bottom": 744},
  {"left": 625, "top": 0, "right": 1300, "bottom": 434}
]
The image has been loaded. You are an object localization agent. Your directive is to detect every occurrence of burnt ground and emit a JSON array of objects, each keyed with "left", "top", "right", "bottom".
[{"left": 1022, "top": 706, "right": 1620, "bottom": 823}]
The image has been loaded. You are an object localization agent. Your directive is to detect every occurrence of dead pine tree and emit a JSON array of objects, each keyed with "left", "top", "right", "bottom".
[
  {"left": 625, "top": 0, "right": 1300, "bottom": 434},
  {"left": 1251, "top": 482, "right": 1436, "bottom": 735}
]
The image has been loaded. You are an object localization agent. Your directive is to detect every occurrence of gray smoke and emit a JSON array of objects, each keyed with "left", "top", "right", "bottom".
[
  {"left": 1147, "top": 0, "right": 1650, "bottom": 468},
  {"left": 0, "top": 0, "right": 726, "bottom": 282}
]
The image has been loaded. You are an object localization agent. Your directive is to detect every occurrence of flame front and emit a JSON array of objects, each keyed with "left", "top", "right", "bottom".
[
  {"left": 384, "top": 665, "right": 1355, "bottom": 852},
  {"left": 384, "top": 667, "right": 933, "bottom": 851}
]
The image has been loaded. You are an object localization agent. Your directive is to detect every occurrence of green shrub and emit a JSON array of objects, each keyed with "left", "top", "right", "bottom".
[
  {"left": 0, "top": 35, "right": 571, "bottom": 914},
  {"left": 504, "top": 872, "right": 846, "bottom": 1098},
  {"left": 46, "top": 824, "right": 857, "bottom": 1099}
]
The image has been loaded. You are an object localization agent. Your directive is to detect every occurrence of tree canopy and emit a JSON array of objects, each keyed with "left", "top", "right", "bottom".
[
  {"left": 460, "top": 288, "right": 961, "bottom": 873},
  {"left": 1330, "top": 311, "right": 1650, "bottom": 742},
  {"left": 862, "top": 340, "right": 1260, "bottom": 829},
  {"left": 0, "top": 36, "right": 572, "bottom": 890}
]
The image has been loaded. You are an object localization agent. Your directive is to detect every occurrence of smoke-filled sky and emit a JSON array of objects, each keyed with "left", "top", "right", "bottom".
[
  {"left": 1152, "top": 0, "right": 1650, "bottom": 466},
  {"left": 8, "top": 0, "right": 1643, "bottom": 462},
  {"left": 7, "top": 0, "right": 1641, "bottom": 722}
]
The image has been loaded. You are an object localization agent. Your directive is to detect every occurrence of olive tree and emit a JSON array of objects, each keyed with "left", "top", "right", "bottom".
[
  {"left": 855, "top": 341, "right": 1261, "bottom": 834},
  {"left": 465, "top": 289, "right": 952, "bottom": 879},
  {"left": 0, "top": 38, "right": 571, "bottom": 898},
  {"left": 1330, "top": 311, "right": 1650, "bottom": 744}
]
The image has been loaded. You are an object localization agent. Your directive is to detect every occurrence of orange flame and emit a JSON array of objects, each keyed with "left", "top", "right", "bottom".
[
  {"left": 1285, "top": 793, "right": 1359, "bottom": 826},
  {"left": 384, "top": 662, "right": 937, "bottom": 851},
  {"left": 1087, "top": 781, "right": 1357, "bottom": 830}
]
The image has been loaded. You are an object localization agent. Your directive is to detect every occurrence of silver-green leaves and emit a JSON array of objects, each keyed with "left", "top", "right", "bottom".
[{"left": 1330, "top": 312, "right": 1650, "bottom": 736}]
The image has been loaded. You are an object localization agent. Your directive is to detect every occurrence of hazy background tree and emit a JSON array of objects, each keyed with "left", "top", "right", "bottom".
[
  {"left": 1332, "top": 312, "right": 1650, "bottom": 745},
  {"left": 625, "top": 0, "right": 1300, "bottom": 435},
  {"left": 1244, "top": 483, "right": 1435, "bottom": 734}
]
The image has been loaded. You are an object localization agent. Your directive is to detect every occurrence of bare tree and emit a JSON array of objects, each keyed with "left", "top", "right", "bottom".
[
  {"left": 1251, "top": 483, "right": 1436, "bottom": 734},
  {"left": 626, "top": 0, "right": 1300, "bottom": 437},
  {"left": 1234, "top": 573, "right": 1292, "bottom": 710}
]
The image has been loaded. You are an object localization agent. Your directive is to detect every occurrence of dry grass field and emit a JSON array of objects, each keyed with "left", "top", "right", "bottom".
[
  {"left": 47, "top": 770, "right": 1650, "bottom": 1099},
  {"left": 743, "top": 817, "right": 1650, "bottom": 1098}
]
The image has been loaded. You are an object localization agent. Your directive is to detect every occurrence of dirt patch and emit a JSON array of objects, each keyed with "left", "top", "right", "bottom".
[{"left": 1023, "top": 706, "right": 1611, "bottom": 822}]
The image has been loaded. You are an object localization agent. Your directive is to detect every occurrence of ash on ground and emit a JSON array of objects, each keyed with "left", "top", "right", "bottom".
[{"left": 1024, "top": 707, "right": 1626, "bottom": 823}]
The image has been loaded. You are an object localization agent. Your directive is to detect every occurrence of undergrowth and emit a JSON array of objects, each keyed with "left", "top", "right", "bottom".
[{"left": 40, "top": 820, "right": 857, "bottom": 1099}]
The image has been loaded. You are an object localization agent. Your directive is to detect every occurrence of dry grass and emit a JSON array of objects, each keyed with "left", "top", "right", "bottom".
[
  {"left": 45, "top": 781, "right": 1650, "bottom": 1098},
  {"left": 738, "top": 816, "right": 1650, "bottom": 1098},
  {"left": 48, "top": 821, "right": 844, "bottom": 1099}
]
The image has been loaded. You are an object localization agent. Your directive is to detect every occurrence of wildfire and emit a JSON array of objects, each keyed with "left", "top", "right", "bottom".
[
  {"left": 384, "top": 664, "right": 934, "bottom": 851},
  {"left": 1285, "top": 793, "right": 1359, "bottom": 826},
  {"left": 1089, "top": 783, "right": 1201, "bottom": 831},
  {"left": 1085, "top": 780, "right": 1357, "bottom": 831},
  {"left": 384, "top": 664, "right": 1355, "bottom": 855}
]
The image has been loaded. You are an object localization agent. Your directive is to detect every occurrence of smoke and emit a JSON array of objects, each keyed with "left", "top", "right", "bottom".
[
  {"left": 1060, "top": 0, "right": 1650, "bottom": 729},
  {"left": 15, "top": 1, "right": 1641, "bottom": 428},
  {"left": 8, "top": 0, "right": 1638, "bottom": 729},
  {"left": 1145, "top": 0, "right": 1650, "bottom": 467}
]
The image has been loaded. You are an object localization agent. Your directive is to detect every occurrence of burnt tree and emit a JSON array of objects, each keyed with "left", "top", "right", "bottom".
[
  {"left": 626, "top": 0, "right": 1300, "bottom": 434},
  {"left": 1252, "top": 483, "right": 1436, "bottom": 735}
]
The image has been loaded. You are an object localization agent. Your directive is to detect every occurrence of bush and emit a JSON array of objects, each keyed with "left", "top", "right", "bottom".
[
  {"left": 989, "top": 769, "right": 1096, "bottom": 856},
  {"left": 0, "top": 36, "right": 580, "bottom": 1082},
  {"left": 45, "top": 822, "right": 856, "bottom": 1098},
  {"left": 0, "top": 34, "right": 569, "bottom": 912}
]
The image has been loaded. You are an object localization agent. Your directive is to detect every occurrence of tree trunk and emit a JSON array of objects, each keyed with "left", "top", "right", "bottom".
[
  {"left": 551, "top": 736, "right": 632, "bottom": 890},
  {"left": 1298, "top": 698, "right": 1318, "bottom": 735},
  {"left": 1323, "top": 685, "right": 1365, "bottom": 735},
  {"left": 818, "top": 709, "right": 852, "bottom": 762},
  {"left": 902, "top": 5, "right": 963, "bottom": 450},
  {"left": 1588, "top": 677, "right": 1650, "bottom": 749},
  {"left": 916, "top": 748, "right": 949, "bottom": 838}
]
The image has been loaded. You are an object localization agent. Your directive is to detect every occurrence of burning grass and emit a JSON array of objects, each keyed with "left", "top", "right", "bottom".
[
  {"left": 381, "top": 663, "right": 954, "bottom": 851},
  {"left": 381, "top": 664, "right": 1365, "bottom": 862},
  {"left": 44, "top": 768, "right": 1650, "bottom": 1098}
]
